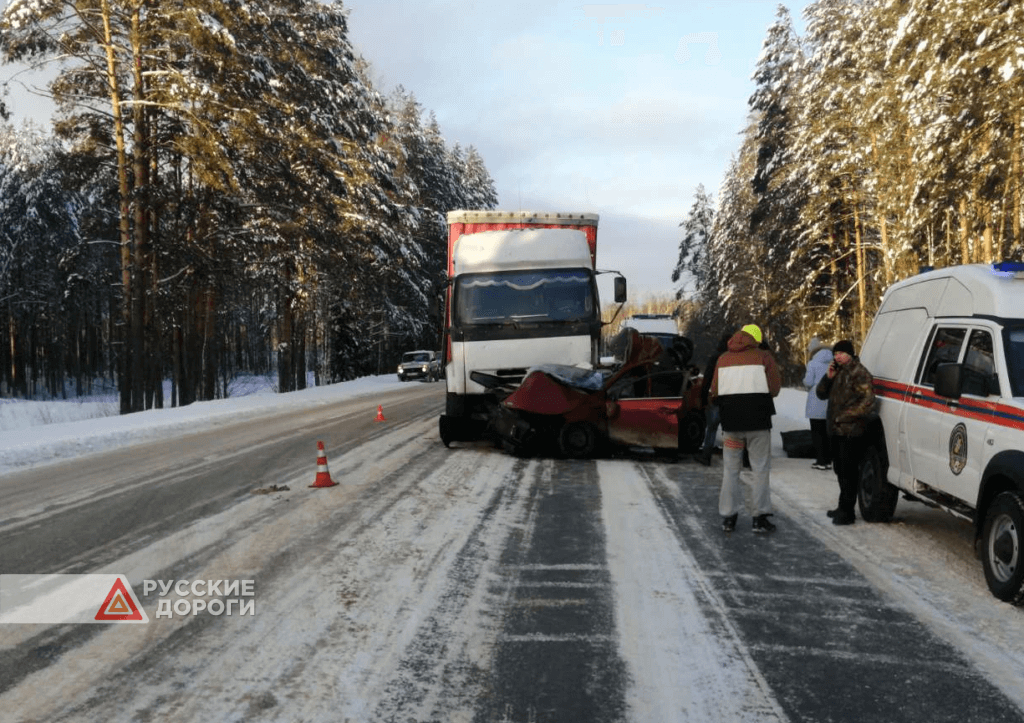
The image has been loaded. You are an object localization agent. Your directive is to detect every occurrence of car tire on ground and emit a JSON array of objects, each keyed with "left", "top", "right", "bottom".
[
  {"left": 981, "top": 490, "right": 1024, "bottom": 604},
  {"left": 678, "top": 409, "right": 705, "bottom": 454},
  {"left": 559, "top": 421, "right": 598, "bottom": 458},
  {"left": 858, "top": 443, "right": 898, "bottom": 522}
]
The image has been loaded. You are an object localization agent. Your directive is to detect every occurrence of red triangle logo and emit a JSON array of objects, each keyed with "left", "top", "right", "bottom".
[{"left": 95, "top": 578, "right": 144, "bottom": 621}]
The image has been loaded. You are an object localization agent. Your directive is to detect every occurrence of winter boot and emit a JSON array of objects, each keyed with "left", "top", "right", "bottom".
[{"left": 752, "top": 514, "right": 777, "bottom": 533}]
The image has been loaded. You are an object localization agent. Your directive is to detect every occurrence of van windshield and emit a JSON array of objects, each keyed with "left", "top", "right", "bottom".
[
  {"left": 455, "top": 269, "right": 596, "bottom": 325},
  {"left": 1005, "top": 327, "right": 1024, "bottom": 397},
  {"left": 402, "top": 352, "right": 431, "bottom": 363}
]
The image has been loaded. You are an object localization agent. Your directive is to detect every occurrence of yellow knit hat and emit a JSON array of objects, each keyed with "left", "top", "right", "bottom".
[{"left": 741, "top": 324, "right": 763, "bottom": 344}]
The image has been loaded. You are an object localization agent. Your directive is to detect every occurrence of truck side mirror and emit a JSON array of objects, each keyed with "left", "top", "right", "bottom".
[
  {"left": 614, "top": 276, "right": 627, "bottom": 303},
  {"left": 934, "top": 362, "right": 963, "bottom": 399}
]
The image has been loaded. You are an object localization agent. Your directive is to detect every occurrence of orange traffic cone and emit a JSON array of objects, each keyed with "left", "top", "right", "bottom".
[
  {"left": 374, "top": 404, "right": 386, "bottom": 422},
  {"left": 309, "top": 441, "right": 338, "bottom": 488}
]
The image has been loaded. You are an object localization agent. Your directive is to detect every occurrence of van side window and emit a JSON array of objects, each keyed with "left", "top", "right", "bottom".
[
  {"left": 962, "top": 329, "right": 998, "bottom": 396},
  {"left": 1007, "top": 328, "right": 1024, "bottom": 398},
  {"left": 918, "top": 327, "right": 966, "bottom": 386}
]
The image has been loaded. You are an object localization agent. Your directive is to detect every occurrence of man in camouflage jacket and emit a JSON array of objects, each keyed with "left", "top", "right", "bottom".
[{"left": 815, "top": 339, "right": 876, "bottom": 525}]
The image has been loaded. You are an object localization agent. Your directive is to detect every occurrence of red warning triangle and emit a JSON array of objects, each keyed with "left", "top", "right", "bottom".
[{"left": 95, "top": 578, "right": 144, "bottom": 621}]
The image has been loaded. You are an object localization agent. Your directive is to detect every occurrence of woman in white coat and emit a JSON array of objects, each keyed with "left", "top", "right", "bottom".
[{"left": 803, "top": 336, "right": 833, "bottom": 470}]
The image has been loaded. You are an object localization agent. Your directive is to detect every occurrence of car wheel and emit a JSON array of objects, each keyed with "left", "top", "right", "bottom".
[
  {"left": 559, "top": 421, "right": 598, "bottom": 458},
  {"left": 677, "top": 409, "right": 705, "bottom": 454},
  {"left": 981, "top": 491, "right": 1024, "bottom": 604},
  {"left": 857, "top": 444, "right": 898, "bottom": 522}
]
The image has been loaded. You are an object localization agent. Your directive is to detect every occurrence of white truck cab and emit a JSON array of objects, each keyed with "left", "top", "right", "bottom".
[
  {"left": 858, "top": 262, "right": 1024, "bottom": 603},
  {"left": 438, "top": 211, "right": 626, "bottom": 446}
]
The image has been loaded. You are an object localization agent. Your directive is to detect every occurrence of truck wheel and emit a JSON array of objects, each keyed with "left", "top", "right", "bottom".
[
  {"left": 439, "top": 415, "right": 458, "bottom": 448},
  {"left": 858, "top": 444, "right": 898, "bottom": 522},
  {"left": 559, "top": 422, "right": 598, "bottom": 458},
  {"left": 678, "top": 410, "right": 706, "bottom": 454},
  {"left": 981, "top": 491, "right": 1024, "bottom": 604}
]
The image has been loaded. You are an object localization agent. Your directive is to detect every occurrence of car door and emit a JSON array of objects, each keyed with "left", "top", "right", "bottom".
[
  {"left": 904, "top": 325, "right": 967, "bottom": 489},
  {"left": 607, "top": 369, "right": 682, "bottom": 450},
  {"left": 929, "top": 326, "right": 998, "bottom": 500}
]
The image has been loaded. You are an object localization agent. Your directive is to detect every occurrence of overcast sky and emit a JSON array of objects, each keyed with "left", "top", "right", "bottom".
[
  {"left": 2, "top": 0, "right": 810, "bottom": 302},
  {"left": 347, "top": 1, "right": 810, "bottom": 300}
]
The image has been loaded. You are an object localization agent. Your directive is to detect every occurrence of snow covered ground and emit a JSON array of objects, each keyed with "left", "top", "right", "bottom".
[
  {"left": 0, "top": 373, "right": 410, "bottom": 475},
  {"left": 2, "top": 376, "right": 1023, "bottom": 719}
]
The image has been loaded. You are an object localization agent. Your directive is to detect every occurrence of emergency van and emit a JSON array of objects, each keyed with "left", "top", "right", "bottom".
[{"left": 858, "top": 262, "right": 1024, "bottom": 603}]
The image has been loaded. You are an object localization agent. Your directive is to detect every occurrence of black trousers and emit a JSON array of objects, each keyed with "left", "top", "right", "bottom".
[
  {"left": 829, "top": 434, "right": 864, "bottom": 515},
  {"left": 810, "top": 418, "right": 831, "bottom": 465}
]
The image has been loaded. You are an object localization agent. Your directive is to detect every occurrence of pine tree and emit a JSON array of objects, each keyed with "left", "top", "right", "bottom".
[
  {"left": 672, "top": 184, "right": 714, "bottom": 303},
  {"left": 745, "top": 5, "right": 805, "bottom": 359}
]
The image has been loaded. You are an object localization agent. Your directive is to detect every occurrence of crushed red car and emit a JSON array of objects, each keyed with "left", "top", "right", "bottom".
[{"left": 487, "top": 330, "right": 706, "bottom": 458}]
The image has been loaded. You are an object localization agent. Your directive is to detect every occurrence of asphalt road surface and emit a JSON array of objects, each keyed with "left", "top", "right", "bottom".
[{"left": 1, "top": 382, "right": 1022, "bottom": 722}]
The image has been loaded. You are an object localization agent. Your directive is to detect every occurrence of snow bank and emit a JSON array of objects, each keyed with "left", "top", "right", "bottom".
[{"left": 0, "top": 374, "right": 409, "bottom": 475}]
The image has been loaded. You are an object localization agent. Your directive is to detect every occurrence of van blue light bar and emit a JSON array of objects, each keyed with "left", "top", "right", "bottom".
[{"left": 992, "top": 261, "right": 1024, "bottom": 273}]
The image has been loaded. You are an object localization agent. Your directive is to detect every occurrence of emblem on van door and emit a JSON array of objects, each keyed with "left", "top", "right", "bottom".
[{"left": 948, "top": 423, "right": 968, "bottom": 475}]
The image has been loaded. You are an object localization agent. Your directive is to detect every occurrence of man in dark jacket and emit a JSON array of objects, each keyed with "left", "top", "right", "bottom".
[
  {"left": 709, "top": 324, "right": 782, "bottom": 533},
  {"left": 695, "top": 332, "right": 732, "bottom": 466},
  {"left": 815, "top": 339, "right": 876, "bottom": 526}
]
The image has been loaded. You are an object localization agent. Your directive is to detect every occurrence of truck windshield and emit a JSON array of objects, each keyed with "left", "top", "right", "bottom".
[
  {"left": 1005, "top": 327, "right": 1024, "bottom": 398},
  {"left": 456, "top": 269, "right": 595, "bottom": 325}
]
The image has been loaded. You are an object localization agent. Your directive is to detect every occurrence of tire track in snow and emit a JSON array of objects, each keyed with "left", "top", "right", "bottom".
[
  {"left": 0, "top": 416, "right": 507, "bottom": 722},
  {"left": 365, "top": 453, "right": 540, "bottom": 722},
  {"left": 474, "top": 458, "right": 629, "bottom": 723},
  {"left": 642, "top": 461, "right": 1024, "bottom": 723},
  {"left": 600, "top": 459, "right": 786, "bottom": 722}
]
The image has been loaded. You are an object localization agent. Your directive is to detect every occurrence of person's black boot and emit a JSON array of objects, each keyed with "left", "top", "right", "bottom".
[{"left": 832, "top": 510, "right": 855, "bottom": 526}]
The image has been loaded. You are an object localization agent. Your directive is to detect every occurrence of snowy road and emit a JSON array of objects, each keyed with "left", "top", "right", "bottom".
[{"left": 1, "top": 383, "right": 1024, "bottom": 722}]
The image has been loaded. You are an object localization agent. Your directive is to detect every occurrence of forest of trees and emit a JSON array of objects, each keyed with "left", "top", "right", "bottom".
[
  {"left": 5, "top": 0, "right": 1022, "bottom": 406},
  {"left": 674, "top": 0, "right": 1023, "bottom": 379},
  {"left": 0, "top": 0, "right": 496, "bottom": 410}
]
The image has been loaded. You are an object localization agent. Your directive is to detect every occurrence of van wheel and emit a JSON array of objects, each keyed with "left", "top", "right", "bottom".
[
  {"left": 678, "top": 410, "right": 705, "bottom": 454},
  {"left": 559, "top": 422, "right": 598, "bottom": 458},
  {"left": 858, "top": 444, "right": 898, "bottom": 522},
  {"left": 439, "top": 415, "right": 458, "bottom": 447},
  {"left": 981, "top": 491, "right": 1024, "bottom": 604}
]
